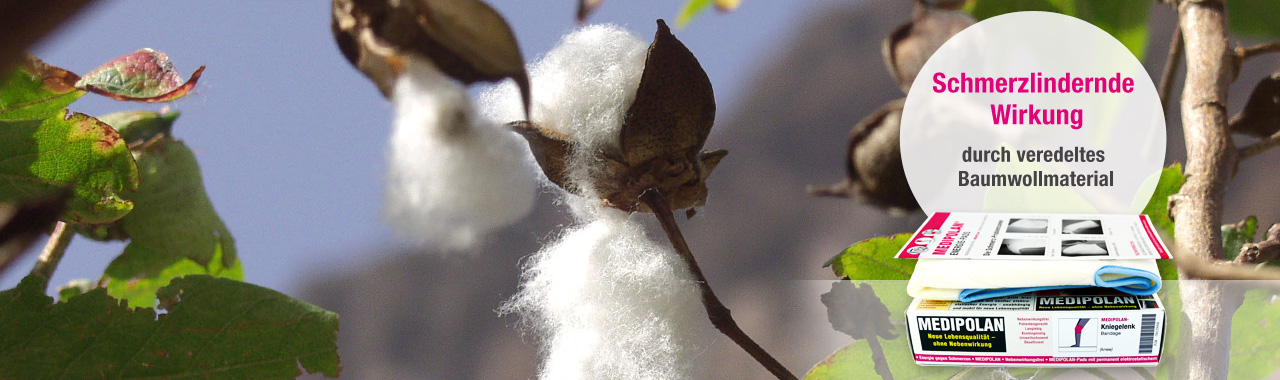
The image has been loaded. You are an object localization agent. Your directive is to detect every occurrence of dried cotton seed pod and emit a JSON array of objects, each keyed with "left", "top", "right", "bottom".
[
  {"left": 808, "top": 98, "right": 919, "bottom": 212},
  {"left": 1231, "top": 71, "right": 1280, "bottom": 138},
  {"left": 513, "top": 20, "right": 726, "bottom": 214},
  {"left": 332, "top": 0, "right": 531, "bottom": 113},
  {"left": 882, "top": 2, "right": 974, "bottom": 93}
]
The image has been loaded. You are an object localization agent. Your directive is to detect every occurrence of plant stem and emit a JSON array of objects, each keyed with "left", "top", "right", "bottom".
[
  {"left": 30, "top": 221, "right": 72, "bottom": 290},
  {"left": 1158, "top": 26, "right": 1182, "bottom": 115},
  {"left": 1235, "top": 42, "right": 1280, "bottom": 61},
  {"left": 863, "top": 333, "right": 893, "bottom": 380},
  {"left": 638, "top": 187, "right": 799, "bottom": 380}
]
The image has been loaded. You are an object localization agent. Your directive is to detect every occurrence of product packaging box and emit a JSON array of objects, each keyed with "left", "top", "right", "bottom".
[
  {"left": 896, "top": 212, "right": 1170, "bottom": 260},
  {"left": 906, "top": 288, "right": 1165, "bottom": 367}
]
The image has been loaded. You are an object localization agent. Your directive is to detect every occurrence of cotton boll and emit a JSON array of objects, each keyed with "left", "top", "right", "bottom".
[
  {"left": 478, "top": 24, "right": 648, "bottom": 199},
  {"left": 530, "top": 24, "right": 648, "bottom": 150},
  {"left": 384, "top": 58, "right": 538, "bottom": 249},
  {"left": 503, "top": 210, "right": 710, "bottom": 380},
  {"left": 479, "top": 24, "right": 646, "bottom": 150}
]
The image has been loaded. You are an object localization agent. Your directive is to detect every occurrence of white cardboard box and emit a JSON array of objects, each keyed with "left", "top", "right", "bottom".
[
  {"left": 906, "top": 289, "right": 1165, "bottom": 367},
  {"left": 896, "top": 212, "right": 1170, "bottom": 260}
]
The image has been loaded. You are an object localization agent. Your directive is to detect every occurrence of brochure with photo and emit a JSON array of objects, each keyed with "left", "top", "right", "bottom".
[{"left": 896, "top": 212, "right": 1170, "bottom": 260}]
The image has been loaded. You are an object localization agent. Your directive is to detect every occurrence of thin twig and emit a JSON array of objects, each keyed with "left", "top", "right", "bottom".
[
  {"left": 1235, "top": 42, "right": 1280, "bottom": 61},
  {"left": 638, "top": 187, "right": 798, "bottom": 380},
  {"left": 1238, "top": 130, "right": 1280, "bottom": 159},
  {"left": 1176, "top": 246, "right": 1280, "bottom": 282},
  {"left": 1159, "top": 27, "right": 1183, "bottom": 114},
  {"left": 863, "top": 332, "right": 893, "bottom": 380},
  {"left": 29, "top": 221, "right": 73, "bottom": 290}
]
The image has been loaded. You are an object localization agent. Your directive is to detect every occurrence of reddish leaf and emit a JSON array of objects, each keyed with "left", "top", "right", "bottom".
[{"left": 74, "top": 48, "right": 204, "bottom": 103}]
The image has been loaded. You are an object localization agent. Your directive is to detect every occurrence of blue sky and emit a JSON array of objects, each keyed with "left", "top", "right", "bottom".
[{"left": 2, "top": 0, "right": 848, "bottom": 295}]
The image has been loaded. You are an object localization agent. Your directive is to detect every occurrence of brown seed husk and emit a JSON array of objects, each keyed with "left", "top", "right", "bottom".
[
  {"left": 512, "top": 20, "right": 726, "bottom": 214},
  {"left": 809, "top": 99, "right": 918, "bottom": 212},
  {"left": 1231, "top": 71, "right": 1280, "bottom": 138},
  {"left": 332, "top": 0, "right": 531, "bottom": 113},
  {"left": 882, "top": 4, "right": 974, "bottom": 94}
]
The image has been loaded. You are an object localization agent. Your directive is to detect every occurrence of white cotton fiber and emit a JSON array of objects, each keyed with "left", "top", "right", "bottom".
[
  {"left": 479, "top": 24, "right": 648, "bottom": 152},
  {"left": 478, "top": 24, "right": 649, "bottom": 198},
  {"left": 384, "top": 58, "right": 538, "bottom": 249},
  {"left": 502, "top": 209, "right": 709, "bottom": 380}
]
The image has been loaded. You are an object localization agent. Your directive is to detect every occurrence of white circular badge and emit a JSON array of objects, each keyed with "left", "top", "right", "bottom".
[{"left": 900, "top": 11, "right": 1165, "bottom": 214}]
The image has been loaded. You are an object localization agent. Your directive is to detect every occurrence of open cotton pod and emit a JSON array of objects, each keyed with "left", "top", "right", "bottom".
[
  {"left": 808, "top": 98, "right": 919, "bottom": 212},
  {"left": 331, "top": 0, "right": 531, "bottom": 112},
  {"left": 511, "top": 20, "right": 727, "bottom": 216},
  {"left": 332, "top": 0, "right": 538, "bottom": 248},
  {"left": 882, "top": 0, "right": 974, "bottom": 93}
]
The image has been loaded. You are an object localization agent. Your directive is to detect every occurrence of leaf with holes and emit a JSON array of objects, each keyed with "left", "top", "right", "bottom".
[
  {"left": 0, "top": 274, "right": 341, "bottom": 379},
  {"left": 0, "top": 58, "right": 139, "bottom": 224},
  {"left": 75, "top": 48, "right": 204, "bottom": 102},
  {"left": 106, "top": 238, "right": 242, "bottom": 309}
]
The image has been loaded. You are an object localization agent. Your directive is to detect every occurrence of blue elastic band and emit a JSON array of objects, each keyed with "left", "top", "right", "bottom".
[{"left": 957, "top": 265, "right": 1161, "bottom": 302}]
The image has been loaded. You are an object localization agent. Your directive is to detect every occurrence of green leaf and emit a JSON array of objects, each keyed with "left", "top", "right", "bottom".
[
  {"left": 826, "top": 233, "right": 914, "bottom": 280},
  {"left": 1153, "top": 282, "right": 1181, "bottom": 380},
  {"left": 966, "top": 0, "right": 1150, "bottom": 59},
  {"left": 1228, "top": 288, "right": 1280, "bottom": 379},
  {"left": 75, "top": 49, "right": 205, "bottom": 103},
  {"left": 1072, "top": 0, "right": 1151, "bottom": 59},
  {"left": 1141, "top": 163, "right": 1184, "bottom": 237},
  {"left": 1227, "top": 0, "right": 1280, "bottom": 40},
  {"left": 55, "top": 279, "right": 93, "bottom": 302},
  {"left": 100, "top": 109, "right": 180, "bottom": 144},
  {"left": 1140, "top": 163, "right": 1184, "bottom": 281},
  {"left": 0, "top": 56, "right": 84, "bottom": 120},
  {"left": 91, "top": 127, "right": 239, "bottom": 306},
  {"left": 0, "top": 59, "right": 139, "bottom": 224},
  {"left": 107, "top": 239, "right": 243, "bottom": 308},
  {"left": 803, "top": 324, "right": 958, "bottom": 380},
  {"left": 0, "top": 274, "right": 341, "bottom": 379},
  {"left": 676, "top": 0, "right": 713, "bottom": 27},
  {"left": 1221, "top": 216, "right": 1258, "bottom": 261}
]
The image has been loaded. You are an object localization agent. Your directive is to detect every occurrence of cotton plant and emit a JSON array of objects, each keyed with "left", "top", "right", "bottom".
[
  {"left": 487, "top": 22, "right": 796, "bottom": 380},
  {"left": 330, "top": 0, "right": 795, "bottom": 377},
  {"left": 332, "top": 0, "right": 539, "bottom": 247}
]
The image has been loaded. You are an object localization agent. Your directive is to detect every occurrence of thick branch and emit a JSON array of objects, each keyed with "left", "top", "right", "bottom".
[
  {"left": 1170, "top": 2, "right": 1239, "bottom": 379},
  {"left": 639, "top": 188, "right": 798, "bottom": 380},
  {"left": 1172, "top": 0, "right": 1234, "bottom": 265},
  {"left": 29, "top": 221, "right": 73, "bottom": 290}
]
